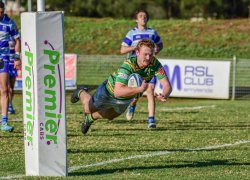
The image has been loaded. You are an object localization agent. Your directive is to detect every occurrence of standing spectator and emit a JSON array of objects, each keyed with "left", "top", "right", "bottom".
[
  {"left": 0, "top": 1, "right": 21, "bottom": 132},
  {"left": 120, "top": 9, "right": 163, "bottom": 128}
]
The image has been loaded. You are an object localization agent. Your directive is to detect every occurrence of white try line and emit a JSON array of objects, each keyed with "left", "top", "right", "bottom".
[
  {"left": 0, "top": 118, "right": 23, "bottom": 123},
  {"left": 9, "top": 118, "right": 23, "bottom": 122},
  {"left": 159, "top": 105, "right": 216, "bottom": 112},
  {"left": 68, "top": 139, "right": 249, "bottom": 172},
  {"left": 1, "top": 139, "right": 249, "bottom": 179}
]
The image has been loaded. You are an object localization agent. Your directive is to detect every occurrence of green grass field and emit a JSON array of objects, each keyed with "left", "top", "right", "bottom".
[
  {"left": 0, "top": 94, "right": 249, "bottom": 179},
  {"left": 1, "top": 16, "right": 249, "bottom": 179},
  {"left": 12, "top": 16, "right": 250, "bottom": 59},
  {"left": 63, "top": 18, "right": 250, "bottom": 59}
]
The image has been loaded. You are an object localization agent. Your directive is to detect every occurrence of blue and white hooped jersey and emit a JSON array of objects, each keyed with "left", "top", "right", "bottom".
[
  {"left": 8, "top": 38, "right": 17, "bottom": 77},
  {"left": 121, "top": 27, "right": 162, "bottom": 56},
  {"left": 0, "top": 14, "right": 20, "bottom": 62},
  {"left": 8, "top": 39, "right": 15, "bottom": 65}
]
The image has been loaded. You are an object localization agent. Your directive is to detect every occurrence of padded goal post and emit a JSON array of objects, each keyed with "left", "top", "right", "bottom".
[{"left": 21, "top": 12, "right": 67, "bottom": 176}]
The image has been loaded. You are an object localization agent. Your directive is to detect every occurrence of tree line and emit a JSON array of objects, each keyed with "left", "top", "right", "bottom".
[{"left": 35, "top": 0, "right": 250, "bottom": 19}]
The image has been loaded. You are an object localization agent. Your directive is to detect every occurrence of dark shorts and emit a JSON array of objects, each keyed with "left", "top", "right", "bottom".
[
  {"left": 0, "top": 61, "right": 9, "bottom": 73},
  {"left": 91, "top": 81, "right": 133, "bottom": 114},
  {"left": 8, "top": 64, "right": 17, "bottom": 77}
]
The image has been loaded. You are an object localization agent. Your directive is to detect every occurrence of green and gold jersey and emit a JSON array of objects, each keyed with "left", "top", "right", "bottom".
[{"left": 105, "top": 56, "right": 167, "bottom": 100}]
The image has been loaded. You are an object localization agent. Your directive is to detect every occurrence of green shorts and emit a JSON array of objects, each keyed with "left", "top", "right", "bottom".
[{"left": 91, "top": 80, "right": 133, "bottom": 114}]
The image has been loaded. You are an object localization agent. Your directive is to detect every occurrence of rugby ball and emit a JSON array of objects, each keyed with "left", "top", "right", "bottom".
[{"left": 128, "top": 73, "right": 143, "bottom": 98}]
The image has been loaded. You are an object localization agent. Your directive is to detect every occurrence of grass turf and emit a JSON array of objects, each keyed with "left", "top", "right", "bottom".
[{"left": 0, "top": 94, "right": 249, "bottom": 179}]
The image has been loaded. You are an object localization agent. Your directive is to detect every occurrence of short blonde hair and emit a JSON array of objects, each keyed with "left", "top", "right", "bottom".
[{"left": 135, "top": 39, "right": 155, "bottom": 51}]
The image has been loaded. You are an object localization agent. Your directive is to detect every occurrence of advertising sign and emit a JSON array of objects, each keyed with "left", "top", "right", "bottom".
[
  {"left": 155, "top": 59, "right": 231, "bottom": 99},
  {"left": 15, "top": 54, "right": 77, "bottom": 90},
  {"left": 64, "top": 54, "right": 77, "bottom": 89}
]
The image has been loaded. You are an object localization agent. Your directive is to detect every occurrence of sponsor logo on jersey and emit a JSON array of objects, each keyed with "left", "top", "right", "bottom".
[{"left": 118, "top": 72, "right": 128, "bottom": 80}]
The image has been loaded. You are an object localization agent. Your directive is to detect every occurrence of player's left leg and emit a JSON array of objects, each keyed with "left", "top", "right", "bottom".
[
  {"left": 126, "top": 98, "right": 138, "bottom": 120},
  {"left": 8, "top": 72, "right": 16, "bottom": 114},
  {"left": 81, "top": 82, "right": 132, "bottom": 134},
  {"left": 0, "top": 70, "right": 13, "bottom": 132},
  {"left": 81, "top": 107, "right": 121, "bottom": 135},
  {"left": 147, "top": 76, "right": 157, "bottom": 129}
]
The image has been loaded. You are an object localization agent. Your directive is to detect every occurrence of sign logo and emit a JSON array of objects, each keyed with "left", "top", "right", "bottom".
[
  {"left": 184, "top": 65, "right": 213, "bottom": 86},
  {"left": 160, "top": 64, "right": 214, "bottom": 91},
  {"left": 23, "top": 42, "right": 35, "bottom": 146},
  {"left": 163, "top": 65, "right": 182, "bottom": 90},
  {"left": 39, "top": 40, "right": 63, "bottom": 145}
]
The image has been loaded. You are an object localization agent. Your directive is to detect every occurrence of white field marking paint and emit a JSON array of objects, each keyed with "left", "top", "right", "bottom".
[
  {"left": 1, "top": 140, "right": 249, "bottom": 179},
  {"left": 0, "top": 175, "right": 25, "bottom": 180},
  {"left": 0, "top": 106, "right": 217, "bottom": 124},
  {"left": 9, "top": 118, "right": 23, "bottom": 122},
  {"left": 68, "top": 140, "right": 250, "bottom": 172},
  {"left": 0, "top": 118, "right": 23, "bottom": 123},
  {"left": 159, "top": 105, "right": 216, "bottom": 112}
]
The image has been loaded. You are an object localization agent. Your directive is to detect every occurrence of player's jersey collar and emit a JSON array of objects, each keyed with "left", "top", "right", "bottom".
[{"left": 134, "top": 26, "right": 148, "bottom": 32}]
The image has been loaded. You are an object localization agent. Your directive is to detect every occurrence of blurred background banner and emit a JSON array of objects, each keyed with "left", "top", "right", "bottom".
[
  {"left": 15, "top": 53, "right": 77, "bottom": 90},
  {"left": 155, "top": 59, "right": 231, "bottom": 99},
  {"left": 64, "top": 54, "right": 77, "bottom": 89}
]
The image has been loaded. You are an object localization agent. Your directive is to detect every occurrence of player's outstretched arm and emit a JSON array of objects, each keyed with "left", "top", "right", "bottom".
[
  {"left": 156, "top": 77, "right": 172, "bottom": 102},
  {"left": 114, "top": 81, "right": 148, "bottom": 98},
  {"left": 154, "top": 44, "right": 163, "bottom": 55},
  {"left": 14, "top": 38, "right": 21, "bottom": 70},
  {"left": 120, "top": 45, "right": 136, "bottom": 54}
]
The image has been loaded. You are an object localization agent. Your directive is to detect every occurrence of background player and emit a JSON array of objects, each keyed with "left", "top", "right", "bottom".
[
  {"left": 120, "top": 9, "right": 163, "bottom": 128},
  {"left": 0, "top": 1, "right": 21, "bottom": 132}
]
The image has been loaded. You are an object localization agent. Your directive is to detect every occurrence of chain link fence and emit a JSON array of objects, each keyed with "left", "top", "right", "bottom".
[{"left": 230, "top": 57, "right": 250, "bottom": 100}]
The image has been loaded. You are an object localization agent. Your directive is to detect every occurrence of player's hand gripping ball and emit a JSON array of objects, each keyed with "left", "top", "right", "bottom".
[{"left": 128, "top": 73, "right": 143, "bottom": 98}]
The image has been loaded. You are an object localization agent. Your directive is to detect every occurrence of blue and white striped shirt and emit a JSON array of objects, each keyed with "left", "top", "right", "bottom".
[
  {"left": 0, "top": 14, "right": 20, "bottom": 62},
  {"left": 121, "top": 27, "right": 162, "bottom": 56}
]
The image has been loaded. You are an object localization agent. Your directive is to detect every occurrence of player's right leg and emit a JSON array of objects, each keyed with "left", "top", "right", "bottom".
[
  {"left": 70, "top": 86, "right": 89, "bottom": 103},
  {"left": 8, "top": 76, "right": 16, "bottom": 114},
  {"left": 126, "top": 98, "right": 138, "bottom": 120},
  {"left": 8, "top": 66, "right": 17, "bottom": 114},
  {"left": 147, "top": 76, "right": 157, "bottom": 129},
  {"left": 81, "top": 96, "right": 101, "bottom": 135},
  {"left": 147, "top": 83, "right": 156, "bottom": 128},
  {"left": 81, "top": 80, "right": 133, "bottom": 134},
  {"left": 77, "top": 81, "right": 108, "bottom": 134},
  {"left": 0, "top": 62, "right": 13, "bottom": 132},
  {"left": 81, "top": 107, "right": 121, "bottom": 134}
]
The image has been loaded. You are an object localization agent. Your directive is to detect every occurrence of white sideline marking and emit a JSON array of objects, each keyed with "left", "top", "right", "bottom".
[
  {"left": 9, "top": 118, "right": 23, "bottom": 122},
  {"left": 0, "top": 118, "right": 23, "bottom": 123},
  {"left": 68, "top": 140, "right": 249, "bottom": 172},
  {"left": 1, "top": 140, "right": 249, "bottom": 179},
  {"left": 0, "top": 175, "right": 24, "bottom": 180},
  {"left": 159, "top": 105, "right": 216, "bottom": 111}
]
